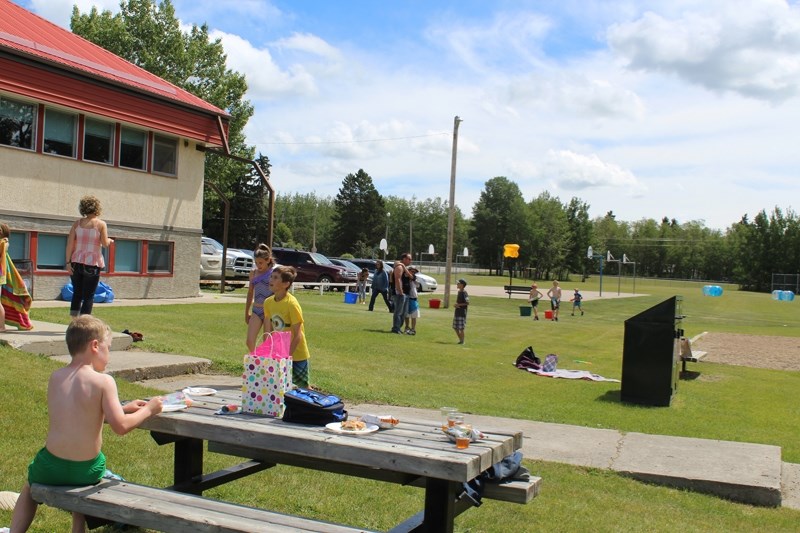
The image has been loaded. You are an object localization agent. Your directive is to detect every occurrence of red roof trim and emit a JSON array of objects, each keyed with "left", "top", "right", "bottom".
[{"left": 0, "top": 0, "right": 228, "bottom": 118}]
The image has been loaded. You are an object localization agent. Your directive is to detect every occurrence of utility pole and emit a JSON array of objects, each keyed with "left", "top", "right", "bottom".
[{"left": 444, "top": 115, "right": 462, "bottom": 308}]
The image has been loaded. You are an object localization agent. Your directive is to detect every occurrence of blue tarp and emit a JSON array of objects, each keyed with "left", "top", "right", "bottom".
[{"left": 60, "top": 281, "right": 115, "bottom": 303}]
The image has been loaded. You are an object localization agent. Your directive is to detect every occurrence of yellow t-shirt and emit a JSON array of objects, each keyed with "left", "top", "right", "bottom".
[{"left": 263, "top": 292, "right": 309, "bottom": 362}]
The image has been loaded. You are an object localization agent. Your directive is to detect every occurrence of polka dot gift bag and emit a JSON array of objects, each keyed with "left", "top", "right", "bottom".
[{"left": 242, "top": 331, "right": 293, "bottom": 417}]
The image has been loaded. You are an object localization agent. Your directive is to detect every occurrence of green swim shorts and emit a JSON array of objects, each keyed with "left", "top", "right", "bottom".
[{"left": 28, "top": 447, "right": 106, "bottom": 486}]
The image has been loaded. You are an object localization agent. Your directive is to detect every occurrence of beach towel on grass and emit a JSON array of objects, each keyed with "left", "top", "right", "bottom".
[
  {"left": 523, "top": 368, "right": 619, "bottom": 382},
  {"left": 0, "top": 238, "right": 32, "bottom": 331}
]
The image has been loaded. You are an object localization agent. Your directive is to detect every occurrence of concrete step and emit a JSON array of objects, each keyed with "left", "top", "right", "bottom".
[
  {"left": 0, "top": 320, "right": 131, "bottom": 356},
  {"left": 50, "top": 351, "right": 212, "bottom": 381}
]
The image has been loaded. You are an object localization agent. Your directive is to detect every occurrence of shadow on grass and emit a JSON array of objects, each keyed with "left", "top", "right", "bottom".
[
  {"left": 680, "top": 370, "right": 701, "bottom": 380},
  {"left": 597, "top": 389, "right": 622, "bottom": 403}
]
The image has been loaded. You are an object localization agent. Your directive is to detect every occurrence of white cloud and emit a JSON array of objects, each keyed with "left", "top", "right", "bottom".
[
  {"left": 209, "top": 30, "right": 318, "bottom": 99},
  {"left": 27, "top": 0, "right": 119, "bottom": 27},
  {"left": 542, "top": 150, "right": 641, "bottom": 191},
  {"left": 272, "top": 32, "right": 342, "bottom": 63},
  {"left": 608, "top": 0, "right": 800, "bottom": 103}
]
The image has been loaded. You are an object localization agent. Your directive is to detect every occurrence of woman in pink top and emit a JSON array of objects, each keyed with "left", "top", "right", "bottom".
[{"left": 66, "top": 196, "right": 113, "bottom": 317}]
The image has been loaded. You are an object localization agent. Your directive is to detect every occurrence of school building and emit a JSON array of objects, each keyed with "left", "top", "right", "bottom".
[{"left": 0, "top": 0, "right": 230, "bottom": 299}]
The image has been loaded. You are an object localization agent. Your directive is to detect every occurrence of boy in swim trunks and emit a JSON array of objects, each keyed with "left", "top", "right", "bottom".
[{"left": 10, "top": 315, "right": 163, "bottom": 533}]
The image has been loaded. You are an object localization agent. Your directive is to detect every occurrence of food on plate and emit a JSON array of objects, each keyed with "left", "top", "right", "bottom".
[{"left": 340, "top": 419, "right": 367, "bottom": 431}]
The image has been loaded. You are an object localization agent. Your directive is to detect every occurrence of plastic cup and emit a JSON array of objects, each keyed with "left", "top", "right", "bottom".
[
  {"left": 456, "top": 436, "right": 470, "bottom": 449},
  {"left": 448, "top": 412, "right": 464, "bottom": 428},
  {"left": 440, "top": 407, "right": 457, "bottom": 430}
]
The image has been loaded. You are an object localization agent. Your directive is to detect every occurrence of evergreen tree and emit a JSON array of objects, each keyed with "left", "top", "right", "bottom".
[{"left": 330, "top": 170, "right": 386, "bottom": 255}]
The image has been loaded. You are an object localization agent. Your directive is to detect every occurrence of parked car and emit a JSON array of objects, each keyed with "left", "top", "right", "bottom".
[
  {"left": 270, "top": 247, "right": 349, "bottom": 289},
  {"left": 329, "top": 258, "right": 370, "bottom": 285},
  {"left": 200, "top": 242, "right": 223, "bottom": 279},
  {"left": 201, "top": 237, "right": 254, "bottom": 279},
  {"left": 413, "top": 271, "right": 438, "bottom": 292}
]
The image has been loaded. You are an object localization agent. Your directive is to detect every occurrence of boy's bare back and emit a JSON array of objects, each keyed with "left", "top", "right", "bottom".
[
  {"left": 46, "top": 317, "right": 162, "bottom": 461},
  {"left": 45, "top": 364, "right": 116, "bottom": 461}
]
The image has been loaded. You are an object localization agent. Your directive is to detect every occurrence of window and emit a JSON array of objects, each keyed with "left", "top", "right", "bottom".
[
  {"left": 8, "top": 231, "right": 29, "bottom": 261},
  {"left": 0, "top": 96, "right": 35, "bottom": 150},
  {"left": 120, "top": 127, "right": 146, "bottom": 170},
  {"left": 36, "top": 234, "right": 67, "bottom": 270},
  {"left": 83, "top": 118, "right": 114, "bottom": 164},
  {"left": 147, "top": 241, "right": 173, "bottom": 273},
  {"left": 115, "top": 240, "right": 142, "bottom": 273},
  {"left": 43, "top": 109, "right": 76, "bottom": 157},
  {"left": 152, "top": 135, "right": 177, "bottom": 175}
]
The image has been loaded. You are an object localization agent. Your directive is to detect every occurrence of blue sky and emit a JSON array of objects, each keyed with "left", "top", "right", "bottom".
[{"left": 17, "top": 0, "right": 800, "bottom": 231}]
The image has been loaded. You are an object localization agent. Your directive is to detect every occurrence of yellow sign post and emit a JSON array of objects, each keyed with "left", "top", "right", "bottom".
[{"left": 503, "top": 244, "right": 520, "bottom": 285}]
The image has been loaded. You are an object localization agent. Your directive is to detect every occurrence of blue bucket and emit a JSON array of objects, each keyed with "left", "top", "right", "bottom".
[{"left": 344, "top": 291, "right": 358, "bottom": 304}]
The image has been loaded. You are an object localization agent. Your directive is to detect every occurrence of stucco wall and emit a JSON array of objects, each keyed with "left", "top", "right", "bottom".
[{"left": 0, "top": 141, "right": 204, "bottom": 229}]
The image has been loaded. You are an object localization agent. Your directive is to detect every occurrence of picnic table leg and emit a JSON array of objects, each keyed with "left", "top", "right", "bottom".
[
  {"left": 174, "top": 437, "right": 204, "bottom": 494},
  {"left": 419, "top": 478, "right": 458, "bottom": 533}
]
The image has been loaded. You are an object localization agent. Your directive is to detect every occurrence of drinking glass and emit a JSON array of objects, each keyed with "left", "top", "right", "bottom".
[{"left": 440, "top": 407, "right": 457, "bottom": 430}]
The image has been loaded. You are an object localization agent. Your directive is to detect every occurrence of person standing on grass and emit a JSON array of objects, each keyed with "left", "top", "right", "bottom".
[
  {"left": 403, "top": 266, "right": 420, "bottom": 335},
  {"left": 263, "top": 266, "right": 311, "bottom": 388},
  {"left": 528, "top": 283, "right": 543, "bottom": 321},
  {"left": 570, "top": 289, "right": 584, "bottom": 316},
  {"left": 245, "top": 244, "right": 275, "bottom": 353},
  {"left": 547, "top": 280, "right": 562, "bottom": 322},
  {"left": 390, "top": 253, "right": 413, "bottom": 334},
  {"left": 368, "top": 260, "right": 393, "bottom": 312},
  {"left": 357, "top": 267, "right": 369, "bottom": 305},
  {"left": 9, "top": 316, "right": 163, "bottom": 533},
  {"left": 65, "top": 196, "right": 113, "bottom": 319},
  {"left": 453, "top": 278, "right": 469, "bottom": 344}
]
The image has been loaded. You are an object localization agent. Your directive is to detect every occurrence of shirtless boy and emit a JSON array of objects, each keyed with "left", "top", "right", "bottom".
[{"left": 10, "top": 316, "right": 163, "bottom": 533}]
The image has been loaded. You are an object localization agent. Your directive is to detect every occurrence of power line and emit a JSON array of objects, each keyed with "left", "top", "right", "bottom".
[{"left": 255, "top": 132, "right": 450, "bottom": 146}]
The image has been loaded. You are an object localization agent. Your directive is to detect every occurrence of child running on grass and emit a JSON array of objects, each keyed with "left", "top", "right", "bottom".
[
  {"left": 570, "top": 289, "right": 585, "bottom": 316},
  {"left": 263, "top": 266, "right": 312, "bottom": 388},
  {"left": 10, "top": 316, "right": 163, "bottom": 533},
  {"left": 453, "top": 278, "right": 469, "bottom": 344},
  {"left": 245, "top": 244, "right": 275, "bottom": 353}
]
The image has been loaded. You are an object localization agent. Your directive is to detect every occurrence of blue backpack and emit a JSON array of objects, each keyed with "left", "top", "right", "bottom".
[{"left": 282, "top": 388, "right": 347, "bottom": 425}]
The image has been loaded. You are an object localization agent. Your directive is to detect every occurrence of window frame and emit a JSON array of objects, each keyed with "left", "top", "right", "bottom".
[
  {"left": 0, "top": 94, "right": 36, "bottom": 151},
  {"left": 119, "top": 125, "right": 148, "bottom": 171},
  {"left": 146, "top": 241, "right": 174, "bottom": 274},
  {"left": 42, "top": 108, "right": 77, "bottom": 158},
  {"left": 83, "top": 117, "right": 115, "bottom": 165},
  {"left": 152, "top": 134, "right": 178, "bottom": 176}
]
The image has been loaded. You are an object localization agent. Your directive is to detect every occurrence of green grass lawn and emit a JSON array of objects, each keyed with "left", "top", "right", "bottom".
[{"left": 2, "top": 278, "right": 799, "bottom": 531}]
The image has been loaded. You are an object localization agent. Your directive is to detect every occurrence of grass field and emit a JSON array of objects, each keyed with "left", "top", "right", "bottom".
[{"left": 1, "top": 275, "right": 798, "bottom": 531}]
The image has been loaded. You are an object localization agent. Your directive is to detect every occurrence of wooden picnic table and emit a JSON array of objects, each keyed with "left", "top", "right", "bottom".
[{"left": 137, "top": 389, "right": 528, "bottom": 532}]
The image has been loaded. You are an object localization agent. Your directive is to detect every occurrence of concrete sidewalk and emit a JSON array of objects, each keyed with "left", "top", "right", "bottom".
[{"left": 2, "top": 310, "right": 797, "bottom": 510}]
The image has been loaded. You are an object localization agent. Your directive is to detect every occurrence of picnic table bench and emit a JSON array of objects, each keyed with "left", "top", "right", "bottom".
[
  {"left": 31, "top": 390, "right": 538, "bottom": 532},
  {"left": 31, "top": 480, "right": 366, "bottom": 533},
  {"left": 503, "top": 285, "right": 531, "bottom": 298},
  {"left": 680, "top": 337, "right": 707, "bottom": 373}
]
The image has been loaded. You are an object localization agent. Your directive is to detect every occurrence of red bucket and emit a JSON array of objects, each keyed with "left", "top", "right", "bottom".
[
  {"left": 544, "top": 310, "right": 553, "bottom": 320},
  {"left": 429, "top": 298, "right": 441, "bottom": 309}
]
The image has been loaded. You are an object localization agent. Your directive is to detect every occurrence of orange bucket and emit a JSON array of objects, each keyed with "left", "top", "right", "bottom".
[
  {"left": 429, "top": 298, "right": 441, "bottom": 309},
  {"left": 544, "top": 310, "right": 553, "bottom": 320}
]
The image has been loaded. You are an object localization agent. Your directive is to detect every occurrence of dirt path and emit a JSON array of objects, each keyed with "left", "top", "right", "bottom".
[{"left": 692, "top": 332, "right": 800, "bottom": 371}]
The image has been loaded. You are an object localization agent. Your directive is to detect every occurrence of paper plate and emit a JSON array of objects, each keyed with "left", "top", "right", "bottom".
[
  {"left": 161, "top": 403, "right": 189, "bottom": 412},
  {"left": 325, "top": 422, "right": 379, "bottom": 435},
  {"left": 182, "top": 387, "right": 217, "bottom": 396}
]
